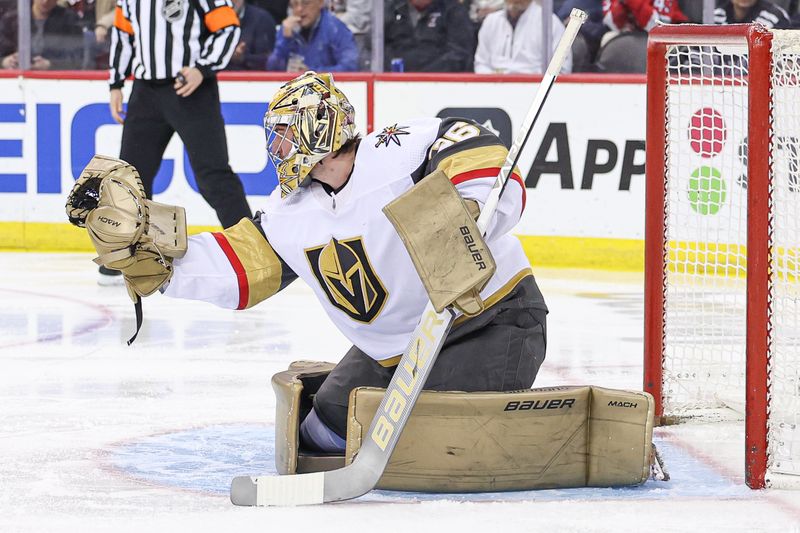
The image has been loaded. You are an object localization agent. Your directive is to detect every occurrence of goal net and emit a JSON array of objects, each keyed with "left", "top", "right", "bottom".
[{"left": 645, "top": 24, "right": 800, "bottom": 489}]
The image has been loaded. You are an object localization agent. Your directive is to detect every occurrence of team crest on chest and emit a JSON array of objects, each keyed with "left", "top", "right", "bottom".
[
  {"left": 305, "top": 237, "right": 388, "bottom": 323},
  {"left": 374, "top": 124, "right": 410, "bottom": 148}
]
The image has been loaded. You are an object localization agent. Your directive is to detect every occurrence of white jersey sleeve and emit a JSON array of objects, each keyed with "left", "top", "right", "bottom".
[
  {"left": 164, "top": 217, "right": 297, "bottom": 310},
  {"left": 422, "top": 116, "right": 526, "bottom": 240}
]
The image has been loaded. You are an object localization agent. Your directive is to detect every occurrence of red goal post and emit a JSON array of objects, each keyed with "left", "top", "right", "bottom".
[{"left": 645, "top": 24, "right": 800, "bottom": 489}]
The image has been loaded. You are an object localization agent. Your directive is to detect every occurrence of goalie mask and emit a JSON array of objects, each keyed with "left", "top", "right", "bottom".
[{"left": 264, "top": 71, "right": 357, "bottom": 198}]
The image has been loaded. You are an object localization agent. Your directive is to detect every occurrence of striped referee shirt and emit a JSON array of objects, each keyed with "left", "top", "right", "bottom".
[{"left": 109, "top": 0, "right": 241, "bottom": 88}]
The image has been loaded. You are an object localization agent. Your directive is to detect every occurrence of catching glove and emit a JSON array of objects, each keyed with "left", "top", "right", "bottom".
[{"left": 66, "top": 155, "right": 187, "bottom": 343}]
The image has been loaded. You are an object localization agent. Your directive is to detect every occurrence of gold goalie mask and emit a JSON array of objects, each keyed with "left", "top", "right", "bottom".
[{"left": 264, "top": 71, "right": 357, "bottom": 198}]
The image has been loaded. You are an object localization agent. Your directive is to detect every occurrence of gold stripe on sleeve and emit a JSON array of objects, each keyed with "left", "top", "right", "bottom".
[
  {"left": 434, "top": 145, "right": 509, "bottom": 179},
  {"left": 222, "top": 219, "right": 283, "bottom": 309}
]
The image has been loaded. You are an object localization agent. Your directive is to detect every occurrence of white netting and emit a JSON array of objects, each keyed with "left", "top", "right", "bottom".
[
  {"left": 766, "top": 30, "right": 800, "bottom": 483},
  {"left": 659, "top": 31, "right": 800, "bottom": 487},
  {"left": 662, "top": 43, "right": 750, "bottom": 416}
]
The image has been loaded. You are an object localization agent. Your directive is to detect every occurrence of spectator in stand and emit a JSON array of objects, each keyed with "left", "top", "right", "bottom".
[
  {"left": 474, "top": 0, "right": 571, "bottom": 74},
  {"left": 602, "top": 0, "right": 686, "bottom": 33},
  {"left": 468, "top": 0, "right": 503, "bottom": 30},
  {"left": 227, "top": 0, "right": 276, "bottom": 70},
  {"left": 88, "top": 0, "right": 115, "bottom": 69},
  {"left": 58, "top": 0, "right": 92, "bottom": 23},
  {"left": 267, "top": 0, "right": 358, "bottom": 72},
  {"left": 714, "top": 0, "right": 791, "bottom": 29},
  {"left": 249, "top": 0, "right": 289, "bottom": 25},
  {"left": 58, "top": 0, "right": 94, "bottom": 69},
  {"left": 384, "top": 0, "right": 475, "bottom": 72},
  {"left": 330, "top": 0, "right": 371, "bottom": 69},
  {"left": 0, "top": 0, "right": 84, "bottom": 69},
  {"left": 93, "top": 0, "right": 114, "bottom": 32},
  {"left": 0, "top": 0, "right": 12, "bottom": 18}
]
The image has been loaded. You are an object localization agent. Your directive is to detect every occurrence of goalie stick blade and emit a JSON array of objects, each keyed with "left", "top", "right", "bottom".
[{"left": 230, "top": 472, "right": 325, "bottom": 506}]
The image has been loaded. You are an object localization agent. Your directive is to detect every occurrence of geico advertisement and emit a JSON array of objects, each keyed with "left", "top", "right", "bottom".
[
  {"left": 0, "top": 78, "right": 369, "bottom": 227},
  {"left": 0, "top": 78, "right": 648, "bottom": 238}
]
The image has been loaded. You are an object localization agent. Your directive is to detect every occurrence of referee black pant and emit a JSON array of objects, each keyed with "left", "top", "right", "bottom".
[{"left": 120, "top": 78, "right": 251, "bottom": 229}]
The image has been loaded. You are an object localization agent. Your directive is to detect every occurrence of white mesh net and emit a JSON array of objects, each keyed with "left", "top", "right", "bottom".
[
  {"left": 766, "top": 30, "right": 800, "bottom": 482},
  {"left": 663, "top": 43, "right": 750, "bottom": 416},
  {"left": 660, "top": 31, "right": 800, "bottom": 487}
]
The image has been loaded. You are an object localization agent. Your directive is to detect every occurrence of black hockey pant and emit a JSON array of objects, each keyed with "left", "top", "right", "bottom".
[{"left": 313, "top": 274, "right": 549, "bottom": 439}]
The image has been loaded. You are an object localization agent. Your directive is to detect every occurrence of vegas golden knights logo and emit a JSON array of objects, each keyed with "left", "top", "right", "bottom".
[{"left": 305, "top": 237, "right": 388, "bottom": 323}]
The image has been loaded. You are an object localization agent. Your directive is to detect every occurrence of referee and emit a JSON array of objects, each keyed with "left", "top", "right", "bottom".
[{"left": 108, "top": 0, "right": 251, "bottom": 232}]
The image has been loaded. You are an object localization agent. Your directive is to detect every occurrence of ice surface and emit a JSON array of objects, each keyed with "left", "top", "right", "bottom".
[{"left": 1, "top": 253, "right": 799, "bottom": 532}]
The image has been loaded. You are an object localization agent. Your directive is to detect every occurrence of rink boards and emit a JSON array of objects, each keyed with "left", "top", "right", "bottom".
[{"left": 0, "top": 72, "right": 648, "bottom": 269}]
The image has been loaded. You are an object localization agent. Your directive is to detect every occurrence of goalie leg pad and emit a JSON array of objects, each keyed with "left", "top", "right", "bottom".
[
  {"left": 272, "top": 361, "right": 344, "bottom": 475},
  {"left": 273, "top": 362, "right": 656, "bottom": 492},
  {"left": 347, "top": 385, "right": 655, "bottom": 491}
]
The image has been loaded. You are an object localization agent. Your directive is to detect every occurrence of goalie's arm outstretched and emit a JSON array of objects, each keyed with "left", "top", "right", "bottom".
[
  {"left": 66, "top": 155, "right": 297, "bottom": 335},
  {"left": 163, "top": 214, "right": 298, "bottom": 310}
]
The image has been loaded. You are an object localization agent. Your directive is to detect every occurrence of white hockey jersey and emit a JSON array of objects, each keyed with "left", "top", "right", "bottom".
[{"left": 164, "top": 117, "right": 539, "bottom": 362}]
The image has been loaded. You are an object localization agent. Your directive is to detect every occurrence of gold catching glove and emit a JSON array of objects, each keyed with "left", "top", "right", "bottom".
[{"left": 66, "top": 155, "right": 187, "bottom": 343}]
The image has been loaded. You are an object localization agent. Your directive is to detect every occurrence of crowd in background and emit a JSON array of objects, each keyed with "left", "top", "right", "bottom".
[{"left": 0, "top": 0, "right": 799, "bottom": 74}]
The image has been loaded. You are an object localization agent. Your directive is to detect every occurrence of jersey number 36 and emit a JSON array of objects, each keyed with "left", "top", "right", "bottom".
[{"left": 429, "top": 121, "right": 481, "bottom": 157}]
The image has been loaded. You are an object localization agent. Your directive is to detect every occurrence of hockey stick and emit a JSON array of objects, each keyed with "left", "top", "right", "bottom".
[{"left": 230, "top": 9, "right": 587, "bottom": 506}]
